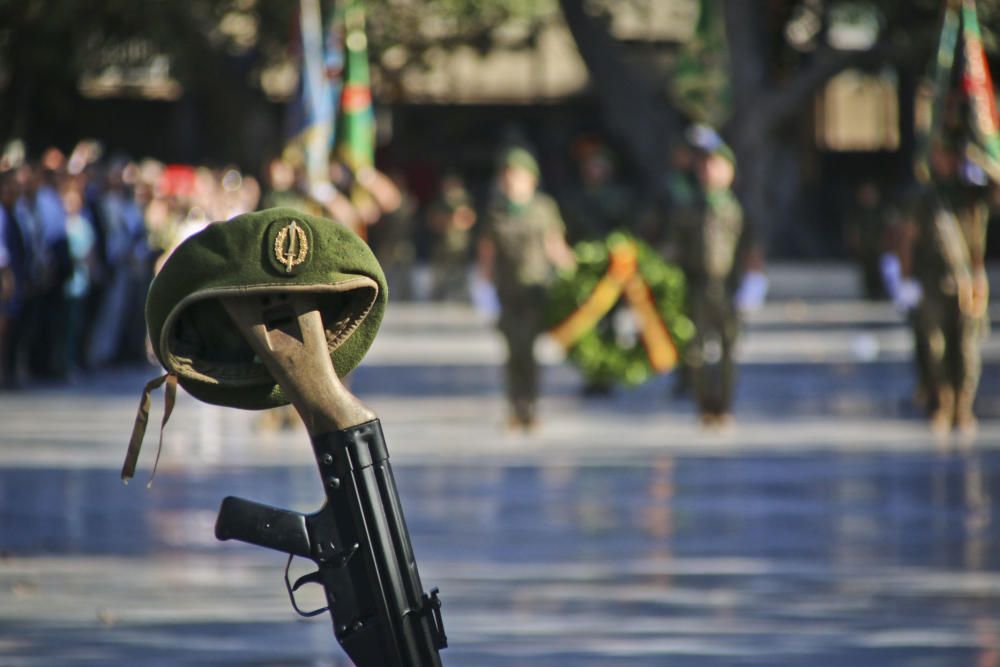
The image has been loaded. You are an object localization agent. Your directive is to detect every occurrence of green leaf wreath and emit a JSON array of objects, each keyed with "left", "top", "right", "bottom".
[{"left": 547, "top": 232, "right": 694, "bottom": 386}]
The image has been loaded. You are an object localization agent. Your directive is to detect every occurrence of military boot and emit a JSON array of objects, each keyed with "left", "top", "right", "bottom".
[
  {"left": 930, "top": 386, "right": 955, "bottom": 435},
  {"left": 954, "top": 388, "right": 978, "bottom": 435}
]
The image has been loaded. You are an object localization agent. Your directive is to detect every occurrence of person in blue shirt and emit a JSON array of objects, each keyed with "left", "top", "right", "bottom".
[{"left": 0, "top": 168, "right": 29, "bottom": 388}]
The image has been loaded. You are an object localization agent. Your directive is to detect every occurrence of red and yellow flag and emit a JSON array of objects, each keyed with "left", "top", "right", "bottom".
[{"left": 929, "top": 0, "right": 1000, "bottom": 182}]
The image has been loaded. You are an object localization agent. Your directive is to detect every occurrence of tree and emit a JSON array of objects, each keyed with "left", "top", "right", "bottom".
[
  {"left": 361, "top": 0, "right": 1000, "bottom": 252},
  {"left": 0, "top": 0, "right": 554, "bottom": 161},
  {"left": 559, "top": 0, "right": 973, "bottom": 254},
  {"left": 5, "top": 0, "right": 997, "bottom": 238},
  {"left": 0, "top": 0, "right": 299, "bottom": 161}
]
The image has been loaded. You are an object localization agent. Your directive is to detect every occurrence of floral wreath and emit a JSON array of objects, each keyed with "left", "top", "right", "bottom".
[{"left": 547, "top": 232, "right": 693, "bottom": 386}]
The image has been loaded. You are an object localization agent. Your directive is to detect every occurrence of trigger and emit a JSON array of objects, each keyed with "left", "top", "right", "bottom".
[
  {"left": 283, "top": 554, "right": 329, "bottom": 618},
  {"left": 292, "top": 569, "right": 324, "bottom": 592}
]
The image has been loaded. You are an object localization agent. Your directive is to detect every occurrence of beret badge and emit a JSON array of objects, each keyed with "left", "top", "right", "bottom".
[{"left": 268, "top": 218, "right": 313, "bottom": 275}]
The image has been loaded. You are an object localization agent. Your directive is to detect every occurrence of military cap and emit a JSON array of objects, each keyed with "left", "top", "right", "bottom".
[
  {"left": 502, "top": 147, "right": 540, "bottom": 178},
  {"left": 147, "top": 206, "right": 387, "bottom": 410},
  {"left": 685, "top": 124, "right": 736, "bottom": 165}
]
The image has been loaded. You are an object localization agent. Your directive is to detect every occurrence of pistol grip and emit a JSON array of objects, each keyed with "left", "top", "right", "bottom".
[{"left": 215, "top": 496, "right": 312, "bottom": 559}]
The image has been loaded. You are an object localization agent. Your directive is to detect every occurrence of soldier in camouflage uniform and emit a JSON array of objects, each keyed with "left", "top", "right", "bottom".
[
  {"left": 846, "top": 181, "right": 889, "bottom": 300},
  {"left": 478, "top": 148, "right": 574, "bottom": 430},
  {"left": 428, "top": 173, "right": 476, "bottom": 301},
  {"left": 897, "top": 139, "right": 990, "bottom": 433},
  {"left": 561, "top": 141, "right": 633, "bottom": 245},
  {"left": 666, "top": 127, "right": 744, "bottom": 426}
]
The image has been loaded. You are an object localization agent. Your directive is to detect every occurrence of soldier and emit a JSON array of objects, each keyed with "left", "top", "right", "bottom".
[
  {"left": 643, "top": 141, "right": 699, "bottom": 249},
  {"left": 478, "top": 147, "right": 574, "bottom": 431},
  {"left": 846, "top": 180, "right": 888, "bottom": 300},
  {"left": 367, "top": 169, "right": 417, "bottom": 301},
  {"left": 666, "top": 126, "right": 744, "bottom": 427},
  {"left": 895, "top": 137, "right": 990, "bottom": 433},
  {"left": 428, "top": 172, "right": 476, "bottom": 301},
  {"left": 262, "top": 157, "right": 310, "bottom": 212},
  {"left": 882, "top": 183, "right": 932, "bottom": 412},
  {"left": 261, "top": 156, "right": 363, "bottom": 233},
  {"left": 561, "top": 139, "right": 632, "bottom": 245}
]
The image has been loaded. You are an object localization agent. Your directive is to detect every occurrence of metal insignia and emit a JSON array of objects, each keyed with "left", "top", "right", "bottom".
[{"left": 273, "top": 220, "right": 309, "bottom": 273}]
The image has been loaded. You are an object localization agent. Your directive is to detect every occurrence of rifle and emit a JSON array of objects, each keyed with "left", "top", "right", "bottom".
[{"left": 215, "top": 295, "right": 446, "bottom": 666}]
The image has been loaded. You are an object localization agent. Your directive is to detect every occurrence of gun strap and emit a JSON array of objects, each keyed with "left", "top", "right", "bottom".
[{"left": 121, "top": 372, "right": 178, "bottom": 486}]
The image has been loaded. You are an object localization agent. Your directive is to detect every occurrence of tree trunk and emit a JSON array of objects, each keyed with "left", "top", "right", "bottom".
[
  {"left": 560, "top": 0, "right": 919, "bottom": 254},
  {"left": 723, "top": 2, "right": 874, "bottom": 254},
  {"left": 557, "top": 0, "right": 684, "bottom": 191}
]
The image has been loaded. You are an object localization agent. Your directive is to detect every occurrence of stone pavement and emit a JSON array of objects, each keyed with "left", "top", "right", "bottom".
[{"left": 1, "top": 264, "right": 999, "bottom": 666}]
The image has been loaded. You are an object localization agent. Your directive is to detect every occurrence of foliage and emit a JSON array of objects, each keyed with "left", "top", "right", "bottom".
[
  {"left": 6, "top": 0, "right": 1000, "bottom": 116},
  {"left": 547, "top": 232, "right": 693, "bottom": 386},
  {"left": 6, "top": 0, "right": 1000, "bottom": 165},
  {"left": 362, "top": 0, "right": 559, "bottom": 83},
  {"left": 0, "top": 0, "right": 560, "bottom": 142}
]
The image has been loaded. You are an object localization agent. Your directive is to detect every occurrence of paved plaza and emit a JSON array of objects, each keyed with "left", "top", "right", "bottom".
[{"left": 1, "top": 264, "right": 1000, "bottom": 666}]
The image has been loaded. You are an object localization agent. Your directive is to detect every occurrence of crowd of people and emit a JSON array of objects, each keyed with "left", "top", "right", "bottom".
[
  {"left": 0, "top": 142, "right": 261, "bottom": 389},
  {"left": 0, "top": 123, "right": 992, "bottom": 437},
  {"left": 0, "top": 137, "right": 485, "bottom": 393}
]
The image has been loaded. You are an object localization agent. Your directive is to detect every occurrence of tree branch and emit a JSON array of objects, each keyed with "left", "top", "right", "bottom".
[
  {"left": 734, "top": 25, "right": 939, "bottom": 141},
  {"left": 558, "top": 0, "right": 684, "bottom": 189}
]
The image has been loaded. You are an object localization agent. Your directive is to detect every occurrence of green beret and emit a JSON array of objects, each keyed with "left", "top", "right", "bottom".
[
  {"left": 502, "top": 147, "right": 540, "bottom": 178},
  {"left": 713, "top": 143, "right": 736, "bottom": 165},
  {"left": 146, "top": 207, "right": 387, "bottom": 410},
  {"left": 685, "top": 123, "right": 736, "bottom": 165}
]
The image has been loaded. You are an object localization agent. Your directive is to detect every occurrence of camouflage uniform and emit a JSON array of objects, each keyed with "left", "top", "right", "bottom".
[
  {"left": 561, "top": 181, "right": 632, "bottom": 245},
  {"left": 483, "top": 192, "right": 566, "bottom": 425},
  {"left": 429, "top": 184, "right": 474, "bottom": 301},
  {"left": 669, "top": 188, "right": 744, "bottom": 419},
  {"left": 907, "top": 183, "right": 989, "bottom": 429},
  {"left": 370, "top": 190, "right": 417, "bottom": 301},
  {"left": 846, "top": 188, "right": 888, "bottom": 300}
]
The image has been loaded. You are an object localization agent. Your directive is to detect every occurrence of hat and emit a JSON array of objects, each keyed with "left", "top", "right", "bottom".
[
  {"left": 502, "top": 147, "right": 540, "bottom": 178},
  {"left": 685, "top": 124, "right": 736, "bottom": 164},
  {"left": 146, "top": 207, "right": 387, "bottom": 410}
]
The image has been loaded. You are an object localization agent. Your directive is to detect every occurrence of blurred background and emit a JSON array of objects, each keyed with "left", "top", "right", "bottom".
[{"left": 2, "top": 0, "right": 1000, "bottom": 665}]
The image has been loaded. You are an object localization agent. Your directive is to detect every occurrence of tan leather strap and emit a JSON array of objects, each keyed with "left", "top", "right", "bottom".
[{"left": 122, "top": 372, "right": 178, "bottom": 486}]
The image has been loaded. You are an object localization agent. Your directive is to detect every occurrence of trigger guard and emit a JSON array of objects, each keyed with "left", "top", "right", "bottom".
[{"left": 283, "top": 554, "right": 329, "bottom": 618}]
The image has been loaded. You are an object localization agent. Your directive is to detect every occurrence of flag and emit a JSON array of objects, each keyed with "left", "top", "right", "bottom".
[
  {"left": 927, "top": 0, "right": 1000, "bottom": 182},
  {"left": 286, "top": 0, "right": 337, "bottom": 190},
  {"left": 336, "top": 0, "right": 375, "bottom": 173},
  {"left": 958, "top": 0, "right": 1000, "bottom": 180},
  {"left": 324, "top": 1, "right": 345, "bottom": 150}
]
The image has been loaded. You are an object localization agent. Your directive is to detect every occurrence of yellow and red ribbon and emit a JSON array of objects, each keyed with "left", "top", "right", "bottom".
[{"left": 550, "top": 241, "right": 678, "bottom": 373}]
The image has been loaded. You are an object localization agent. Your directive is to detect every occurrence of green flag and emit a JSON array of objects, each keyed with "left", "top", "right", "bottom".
[
  {"left": 959, "top": 0, "right": 1000, "bottom": 181},
  {"left": 336, "top": 0, "right": 375, "bottom": 172},
  {"left": 926, "top": 0, "right": 1000, "bottom": 182}
]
